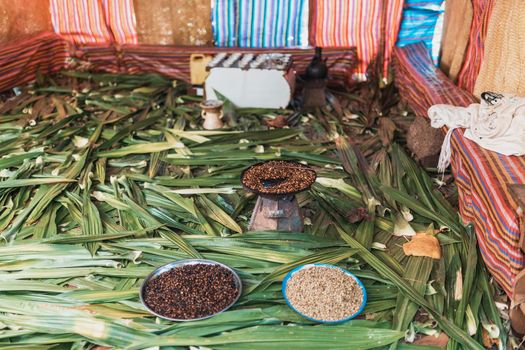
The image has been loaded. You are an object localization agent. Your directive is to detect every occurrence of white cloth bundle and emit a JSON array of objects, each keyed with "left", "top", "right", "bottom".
[{"left": 428, "top": 92, "right": 525, "bottom": 172}]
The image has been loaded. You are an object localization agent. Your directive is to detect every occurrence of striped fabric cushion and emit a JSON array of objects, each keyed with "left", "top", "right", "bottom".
[
  {"left": 71, "top": 45, "right": 357, "bottom": 85},
  {"left": 310, "top": 0, "right": 403, "bottom": 77},
  {"left": 394, "top": 42, "right": 525, "bottom": 296},
  {"left": 456, "top": 0, "right": 495, "bottom": 93},
  {"left": 212, "top": 0, "right": 309, "bottom": 48},
  {"left": 66, "top": 45, "right": 121, "bottom": 73},
  {"left": 0, "top": 33, "right": 69, "bottom": 93},
  {"left": 50, "top": 0, "right": 137, "bottom": 45}
]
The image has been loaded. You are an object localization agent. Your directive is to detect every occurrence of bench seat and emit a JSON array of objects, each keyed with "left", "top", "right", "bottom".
[{"left": 394, "top": 42, "right": 525, "bottom": 296}]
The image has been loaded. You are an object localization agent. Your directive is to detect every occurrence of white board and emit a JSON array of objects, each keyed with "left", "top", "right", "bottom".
[{"left": 205, "top": 68, "right": 295, "bottom": 109}]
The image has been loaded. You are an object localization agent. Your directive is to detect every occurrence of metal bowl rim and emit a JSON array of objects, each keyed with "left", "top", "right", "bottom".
[{"left": 139, "top": 258, "right": 242, "bottom": 322}]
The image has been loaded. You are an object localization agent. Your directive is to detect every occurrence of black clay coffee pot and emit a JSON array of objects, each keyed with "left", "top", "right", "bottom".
[{"left": 305, "top": 47, "right": 328, "bottom": 80}]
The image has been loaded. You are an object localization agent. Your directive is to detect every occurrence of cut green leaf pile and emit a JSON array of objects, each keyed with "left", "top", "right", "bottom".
[{"left": 0, "top": 71, "right": 504, "bottom": 349}]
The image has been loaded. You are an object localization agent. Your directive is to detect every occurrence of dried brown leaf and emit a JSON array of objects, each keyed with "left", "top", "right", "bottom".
[
  {"left": 481, "top": 326, "right": 500, "bottom": 348},
  {"left": 347, "top": 207, "right": 369, "bottom": 223},
  {"left": 413, "top": 333, "right": 449, "bottom": 348},
  {"left": 264, "top": 115, "right": 288, "bottom": 128},
  {"left": 377, "top": 117, "right": 397, "bottom": 146},
  {"left": 403, "top": 233, "right": 442, "bottom": 259}
]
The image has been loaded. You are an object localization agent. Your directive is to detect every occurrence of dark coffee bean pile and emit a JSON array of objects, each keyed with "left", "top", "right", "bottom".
[
  {"left": 143, "top": 263, "right": 239, "bottom": 320},
  {"left": 242, "top": 161, "right": 316, "bottom": 194}
]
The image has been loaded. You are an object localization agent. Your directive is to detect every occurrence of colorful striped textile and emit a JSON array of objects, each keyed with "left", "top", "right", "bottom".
[
  {"left": 383, "top": 0, "right": 405, "bottom": 78},
  {"left": 50, "top": 0, "right": 138, "bottom": 45},
  {"left": 71, "top": 45, "right": 357, "bottom": 85},
  {"left": 0, "top": 33, "right": 69, "bottom": 93},
  {"left": 50, "top": 0, "right": 112, "bottom": 44},
  {"left": 396, "top": 1, "right": 444, "bottom": 65},
  {"left": 310, "top": 0, "right": 404, "bottom": 78},
  {"left": 101, "top": 0, "right": 138, "bottom": 45},
  {"left": 403, "top": 0, "right": 442, "bottom": 9},
  {"left": 66, "top": 45, "right": 122, "bottom": 73},
  {"left": 456, "top": 0, "right": 495, "bottom": 94},
  {"left": 394, "top": 42, "right": 525, "bottom": 296},
  {"left": 212, "top": 0, "right": 309, "bottom": 48}
]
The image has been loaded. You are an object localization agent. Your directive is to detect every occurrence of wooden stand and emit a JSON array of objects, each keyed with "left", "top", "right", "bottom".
[
  {"left": 302, "top": 79, "right": 327, "bottom": 108},
  {"left": 248, "top": 195, "right": 304, "bottom": 232}
]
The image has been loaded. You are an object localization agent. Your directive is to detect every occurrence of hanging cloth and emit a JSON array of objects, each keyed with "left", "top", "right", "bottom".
[{"left": 428, "top": 92, "right": 525, "bottom": 172}]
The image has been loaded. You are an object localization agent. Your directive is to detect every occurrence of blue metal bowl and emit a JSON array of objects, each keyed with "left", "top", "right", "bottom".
[{"left": 282, "top": 263, "right": 367, "bottom": 324}]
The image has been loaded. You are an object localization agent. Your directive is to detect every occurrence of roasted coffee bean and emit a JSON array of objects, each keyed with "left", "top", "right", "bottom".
[
  {"left": 143, "top": 263, "right": 239, "bottom": 320},
  {"left": 242, "top": 160, "right": 316, "bottom": 194}
]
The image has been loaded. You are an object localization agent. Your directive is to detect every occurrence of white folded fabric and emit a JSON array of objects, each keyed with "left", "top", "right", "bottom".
[{"left": 427, "top": 92, "right": 525, "bottom": 172}]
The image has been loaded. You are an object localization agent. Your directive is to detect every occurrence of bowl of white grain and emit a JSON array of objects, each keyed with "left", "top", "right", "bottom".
[{"left": 282, "top": 263, "right": 367, "bottom": 324}]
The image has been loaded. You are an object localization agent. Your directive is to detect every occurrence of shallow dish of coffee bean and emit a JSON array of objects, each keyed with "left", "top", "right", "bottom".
[
  {"left": 240, "top": 160, "right": 317, "bottom": 197},
  {"left": 282, "top": 263, "right": 367, "bottom": 324},
  {"left": 140, "top": 259, "right": 242, "bottom": 321}
]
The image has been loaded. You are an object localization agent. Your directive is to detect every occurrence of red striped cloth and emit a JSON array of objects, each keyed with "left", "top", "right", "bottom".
[
  {"left": 0, "top": 33, "right": 69, "bottom": 93},
  {"left": 50, "top": 0, "right": 137, "bottom": 45},
  {"left": 101, "top": 0, "right": 138, "bottom": 44},
  {"left": 383, "top": 0, "right": 405, "bottom": 77},
  {"left": 456, "top": 0, "right": 495, "bottom": 93},
  {"left": 310, "top": 0, "right": 404, "bottom": 78},
  {"left": 71, "top": 45, "right": 358, "bottom": 85},
  {"left": 66, "top": 44, "right": 121, "bottom": 73},
  {"left": 394, "top": 42, "right": 525, "bottom": 296},
  {"left": 50, "top": 0, "right": 112, "bottom": 44}
]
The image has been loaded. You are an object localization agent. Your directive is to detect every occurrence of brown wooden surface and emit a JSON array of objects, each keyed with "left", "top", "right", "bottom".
[
  {"left": 0, "top": 0, "right": 52, "bottom": 44},
  {"left": 133, "top": 0, "right": 213, "bottom": 46}
]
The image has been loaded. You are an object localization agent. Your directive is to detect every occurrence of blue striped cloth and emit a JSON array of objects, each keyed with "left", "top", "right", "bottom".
[
  {"left": 403, "top": 0, "right": 444, "bottom": 10},
  {"left": 212, "top": 0, "right": 309, "bottom": 48},
  {"left": 396, "top": 1, "right": 444, "bottom": 65}
]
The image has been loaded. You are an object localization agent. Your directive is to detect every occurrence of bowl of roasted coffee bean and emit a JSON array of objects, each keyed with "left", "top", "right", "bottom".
[
  {"left": 240, "top": 160, "right": 317, "bottom": 197},
  {"left": 282, "top": 263, "right": 367, "bottom": 324},
  {"left": 140, "top": 259, "right": 242, "bottom": 321}
]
